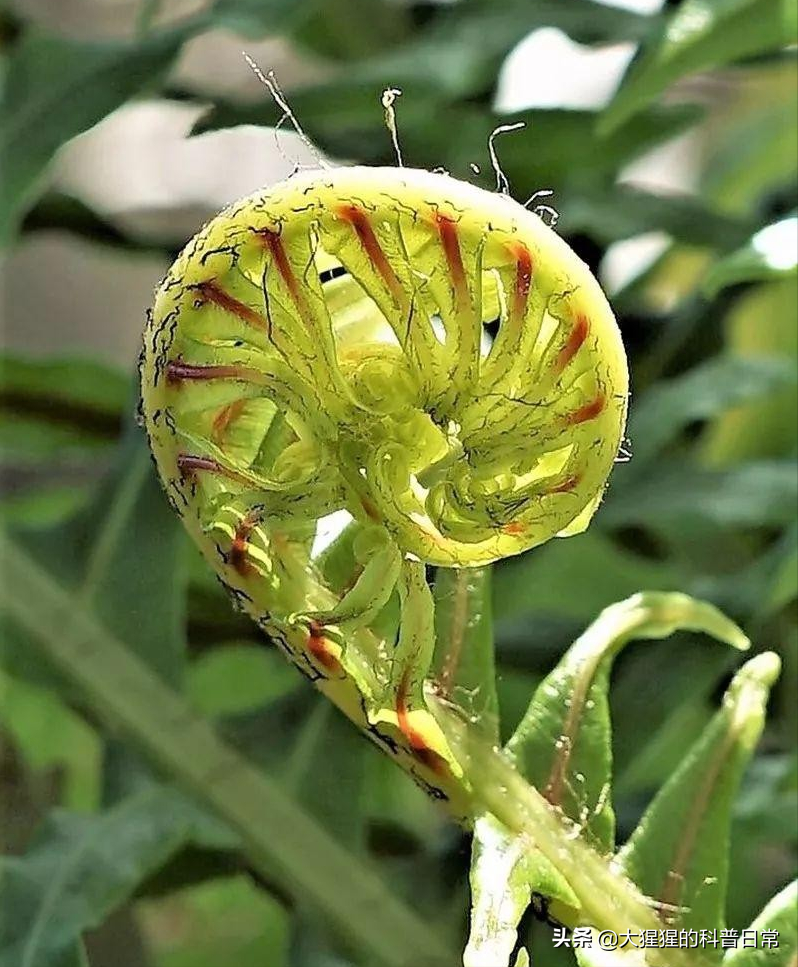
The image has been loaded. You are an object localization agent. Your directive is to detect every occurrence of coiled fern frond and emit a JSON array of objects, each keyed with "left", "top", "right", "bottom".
[{"left": 140, "top": 166, "right": 628, "bottom": 812}]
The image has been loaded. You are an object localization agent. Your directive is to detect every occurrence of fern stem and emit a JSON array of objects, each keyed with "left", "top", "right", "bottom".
[{"left": 429, "top": 693, "right": 719, "bottom": 967}]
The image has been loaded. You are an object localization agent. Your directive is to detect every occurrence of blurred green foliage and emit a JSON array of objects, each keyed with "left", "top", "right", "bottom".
[{"left": 1, "top": 0, "right": 796, "bottom": 965}]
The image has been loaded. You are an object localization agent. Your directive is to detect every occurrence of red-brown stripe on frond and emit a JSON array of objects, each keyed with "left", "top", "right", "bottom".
[
  {"left": 566, "top": 393, "right": 605, "bottom": 425},
  {"left": 211, "top": 399, "right": 247, "bottom": 444},
  {"left": 194, "top": 280, "right": 267, "bottom": 331},
  {"left": 548, "top": 474, "right": 580, "bottom": 494},
  {"left": 508, "top": 241, "right": 533, "bottom": 323},
  {"left": 435, "top": 213, "right": 469, "bottom": 313},
  {"left": 253, "top": 229, "right": 308, "bottom": 320},
  {"left": 338, "top": 204, "right": 406, "bottom": 306},
  {"left": 554, "top": 313, "right": 590, "bottom": 374}
]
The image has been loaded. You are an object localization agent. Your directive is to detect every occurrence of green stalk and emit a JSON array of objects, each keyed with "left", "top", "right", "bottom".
[{"left": 429, "top": 693, "right": 717, "bottom": 967}]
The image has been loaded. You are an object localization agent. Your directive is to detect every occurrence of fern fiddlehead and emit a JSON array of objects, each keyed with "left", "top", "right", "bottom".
[{"left": 140, "top": 165, "right": 628, "bottom": 816}]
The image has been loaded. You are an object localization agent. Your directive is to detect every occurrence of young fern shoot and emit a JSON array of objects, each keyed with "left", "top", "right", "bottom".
[
  {"left": 140, "top": 165, "right": 629, "bottom": 812},
  {"left": 139, "top": 161, "right": 791, "bottom": 967}
]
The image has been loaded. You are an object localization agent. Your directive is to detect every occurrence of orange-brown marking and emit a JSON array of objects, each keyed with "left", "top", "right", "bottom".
[
  {"left": 549, "top": 474, "right": 580, "bottom": 494},
  {"left": 307, "top": 619, "right": 342, "bottom": 674},
  {"left": 508, "top": 242, "right": 533, "bottom": 322},
  {"left": 434, "top": 213, "right": 469, "bottom": 313},
  {"left": 502, "top": 521, "right": 525, "bottom": 536},
  {"left": 194, "top": 280, "right": 266, "bottom": 331},
  {"left": 360, "top": 495, "right": 382, "bottom": 523},
  {"left": 338, "top": 204, "right": 406, "bottom": 306},
  {"left": 229, "top": 513, "right": 259, "bottom": 577},
  {"left": 567, "top": 393, "right": 605, "bottom": 425},
  {"left": 396, "top": 670, "right": 448, "bottom": 775},
  {"left": 211, "top": 398, "right": 247, "bottom": 444},
  {"left": 555, "top": 314, "right": 590, "bottom": 374}
]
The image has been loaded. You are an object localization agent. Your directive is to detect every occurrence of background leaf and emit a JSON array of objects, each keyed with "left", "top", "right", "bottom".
[
  {"left": 601, "top": 0, "right": 798, "bottom": 133},
  {"left": 0, "top": 24, "right": 200, "bottom": 242},
  {"left": 602, "top": 459, "right": 798, "bottom": 535},
  {"left": 626, "top": 355, "right": 797, "bottom": 469},
  {"left": 0, "top": 531, "right": 457, "bottom": 967},
  {"left": 704, "top": 216, "right": 798, "bottom": 296},
  {"left": 723, "top": 879, "right": 797, "bottom": 967},
  {"left": 0, "top": 786, "right": 231, "bottom": 967},
  {"left": 619, "top": 652, "right": 781, "bottom": 942},
  {"left": 2, "top": 428, "right": 187, "bottom": 688},
  {"left": 0, "top": 355, "right": 127, "bottom": 462},
  {"left": 506, "top": 593, "right": 748, "bottom": 851},
  {"left": 465, "top": 594, "right": 749, "bottom": 964}
]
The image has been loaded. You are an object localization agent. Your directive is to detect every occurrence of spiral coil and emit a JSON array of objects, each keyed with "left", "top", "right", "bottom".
[
  {"left": 141, "top": 166, "right": 628, "bottom": 802},
  {"left": 143, "top": 167, "right": 627, "bottom": 566}
]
